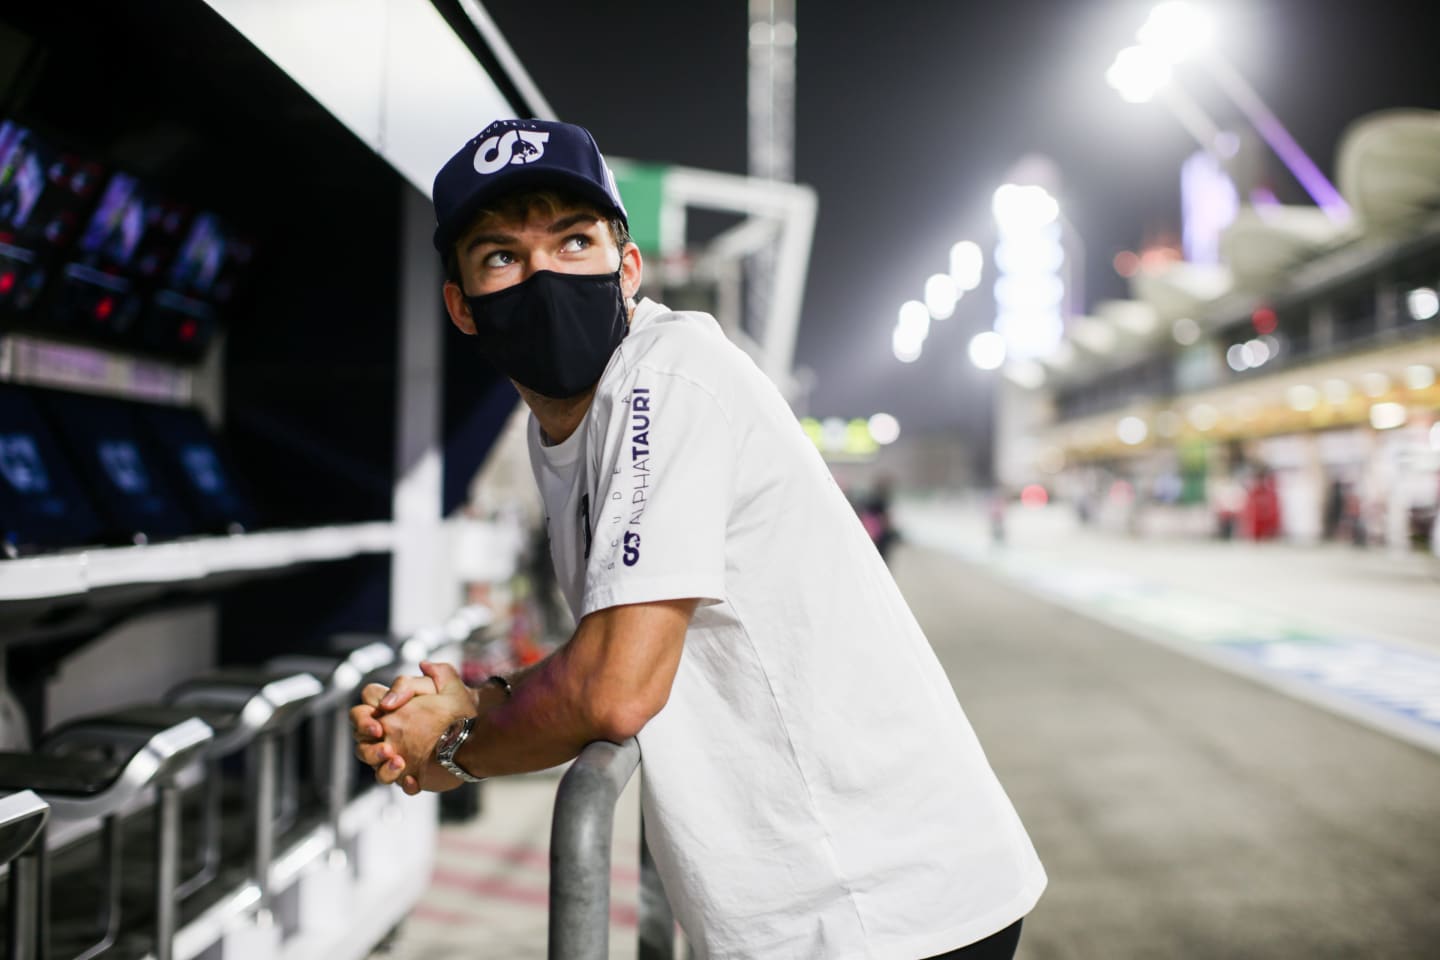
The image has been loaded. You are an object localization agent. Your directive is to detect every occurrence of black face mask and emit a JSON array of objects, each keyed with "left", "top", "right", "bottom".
[{"left": 463, "top": 268, "right": 627, "bottom": 399}]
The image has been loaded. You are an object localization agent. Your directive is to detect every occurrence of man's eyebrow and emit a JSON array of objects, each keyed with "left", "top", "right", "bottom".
[
  {"left": 546, "top": 212, "right": 602, "bottom": 233},
  {"left": 464, "top": 230, "right": 516, "bottom": 253},
  {"left": 463, "top": 213, "right": 600, "bottom": 253}
]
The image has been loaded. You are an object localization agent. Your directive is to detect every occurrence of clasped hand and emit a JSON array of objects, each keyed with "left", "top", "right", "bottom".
[{"left": 350, "top": 660, "right": 476, "bottom": 795}]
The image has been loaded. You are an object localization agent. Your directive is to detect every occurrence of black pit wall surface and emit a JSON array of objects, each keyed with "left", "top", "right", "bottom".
[{"left": 0, "top": 0, "right": 402, "bottom": 529}]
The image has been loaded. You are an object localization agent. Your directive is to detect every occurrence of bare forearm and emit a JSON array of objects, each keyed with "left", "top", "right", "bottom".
[
  {"left": 458, "top": 643, "right": 613, "bottom": 776},
  {"left": 456, "top": 599, "right": 693, "bottom": 778}
]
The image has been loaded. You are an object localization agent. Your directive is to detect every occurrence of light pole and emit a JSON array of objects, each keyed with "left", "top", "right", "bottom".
[
  {"left": 1106, "top": 44, "right": 1228, "bottom": 162},
  {"left": 1117, "top": 1, "right": 1351, "bottom": 224}
]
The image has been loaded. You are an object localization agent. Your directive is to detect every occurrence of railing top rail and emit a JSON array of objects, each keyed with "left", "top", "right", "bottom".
[{"left": 549, "top": 738, "right": 642, "bottom": 960}]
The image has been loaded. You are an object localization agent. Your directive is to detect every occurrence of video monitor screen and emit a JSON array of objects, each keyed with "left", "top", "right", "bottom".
[
  {"left": 167, "top": 212, "right": 254, "bottom": 305},
  {"left": 142, "top": 211, "right": 253, "bottom": 360},
  {"left": 132, "top": 402, "right": 257, "bottom": 534},
  {"left": 0, "top": 122, "right": 48, "bottom": 240},
  {"left": 54, "top": 172, "right": 195, "bottom": 347},
  {"left": 76, "top": 172, "right": 146, "bottom": 272},
  {"left": 0, "top": 120, "right": 105, "bottom": 317},
  {"left": 33, "top": 388, "right": 198, "bottom": 545},
  {"left": 0, "top": 383, "right": 104, "bottom": 554}
]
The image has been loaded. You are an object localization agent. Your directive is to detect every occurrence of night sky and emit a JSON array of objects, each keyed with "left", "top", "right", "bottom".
[{"left": 485, "top": 1, "right": 1440, "bottom": 437}]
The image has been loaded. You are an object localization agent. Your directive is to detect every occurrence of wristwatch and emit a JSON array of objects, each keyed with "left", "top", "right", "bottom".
[{"left": 434, "top": 716, "right": 484, "bottom": 783}]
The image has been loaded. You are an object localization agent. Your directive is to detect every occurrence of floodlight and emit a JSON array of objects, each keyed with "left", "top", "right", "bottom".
[
  {"left": 897, "top": 299, "right": 930, "bottom": 337},
  {"left": 892, "top": 326, "right": 923, "bottom": 363},
  {"left": 924, "top": 273, "right": 959, "bottom": 320},
  {"left": 968, "top": 331, "right": 1006, "bottom": 371},
  {"left": 992, "top": 183, "right": 1059, "bottom": 232},
  {"left": 949, "top": 241, "right": 984, "bottom": 291},
  {"left": 1137, "top": 2, "right": 1215, "bottom": 64},
  {"left": 1105, "top": 46, "right": 1171, "bottom": 104}
]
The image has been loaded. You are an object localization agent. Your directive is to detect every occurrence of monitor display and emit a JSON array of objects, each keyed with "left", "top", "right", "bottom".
[
  {"left": 0, "top": 383, "right": 104, "bottom": 554},
  {"left": 167, "top": 212, "right": 224, "bottom": 298},
  {"left": 167, "top": 212, "right": 254, "bottom": 305},
  {"left": 0, "top": 122, "right": 48, "bottom": 238},
  {"left": 33, "top": 388, "right": 198, "bottom": 544},
  {"left": 56, "top": 171, "right": 195, "bottom": 345},
  {"left": 132, "top": 402, "right": 257, "bottom": 534},
  {"left": 0, "top": 120, "right": 105, "bottom": 318},
  {"left": 75, "top": 172, "right": 147, "bottom": 272},
  {"left": 142, "top": 211, "right": 254, "bottom": 360}
]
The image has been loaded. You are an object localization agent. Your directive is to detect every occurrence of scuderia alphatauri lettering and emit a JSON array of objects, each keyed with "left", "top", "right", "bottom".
[{"left": 603, "top": 386, "right": 652, "bottom": 570}]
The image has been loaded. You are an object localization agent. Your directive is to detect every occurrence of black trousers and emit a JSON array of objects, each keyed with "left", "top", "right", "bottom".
[{"left": 922, "top": 919, "right": 1023, "bottom": 960}]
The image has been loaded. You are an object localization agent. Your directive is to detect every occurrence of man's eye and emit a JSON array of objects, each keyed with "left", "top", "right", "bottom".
[
  {"left": 482, "top": 251, "right": 514, "bottom": 268},
  {"left": 562, "top": 234, "right": 591, "bottom": 253}
]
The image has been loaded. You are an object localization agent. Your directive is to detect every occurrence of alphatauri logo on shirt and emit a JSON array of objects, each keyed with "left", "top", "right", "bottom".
[
  {"left": 623, "top": 530, "right": 641, "bottom": 566},
  {"left": 473, "top": 129, "right": 550, "bottom": 175},
  {"left": 630, "top": 385, "right": 653, "bottom": 538}
]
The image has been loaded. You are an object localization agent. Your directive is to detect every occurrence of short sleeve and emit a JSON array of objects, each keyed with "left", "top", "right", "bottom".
[{"left": 580, "top": 368, "right": 733, "bottom": 615}]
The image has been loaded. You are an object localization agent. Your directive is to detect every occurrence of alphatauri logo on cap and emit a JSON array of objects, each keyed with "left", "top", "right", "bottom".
[{"left": 473, "top": 129, "right": 551, "bottom": 175}]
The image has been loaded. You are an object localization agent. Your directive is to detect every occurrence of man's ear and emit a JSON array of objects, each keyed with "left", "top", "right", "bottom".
[
  {"left": 443, "top": 281, "right": 476, "bottom": 335},
  {"left": 619, "top": 242, "right": 643, "bottom": 301}
]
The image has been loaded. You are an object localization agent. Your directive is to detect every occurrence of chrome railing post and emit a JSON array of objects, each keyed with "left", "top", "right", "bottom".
[{"left": 548, "top": 738, "right": 643, "bottom": 959}]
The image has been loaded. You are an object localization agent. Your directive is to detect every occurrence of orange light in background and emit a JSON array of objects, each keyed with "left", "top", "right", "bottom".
[
  {"left": 1020, "top": 484, "right": 1049, "bottom": 508},
  {"left": 1252, "top": 305, "right": 1277, "bottom": 335},
  {"left": 1113, "top": 250, "right": 1140, "bottom": 278}
]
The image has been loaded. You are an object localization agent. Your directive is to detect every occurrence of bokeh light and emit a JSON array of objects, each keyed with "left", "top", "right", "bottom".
[
  {"left": 868, "top": 412, "right": 901, "bottom": 445},
  {"left": 968, "top": 331, "right": 1007, "bottom": 370},
  {"left": 924, "top": 273, "right": 959, "bottom": 320},
  {"left": 1116, "top": 415, "right": 1148, "bottom": 445}
]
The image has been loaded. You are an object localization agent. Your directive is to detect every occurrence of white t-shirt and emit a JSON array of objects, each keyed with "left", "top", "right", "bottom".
[{"left": 529, "top": 299, "right": 1046, "bottom": 960}]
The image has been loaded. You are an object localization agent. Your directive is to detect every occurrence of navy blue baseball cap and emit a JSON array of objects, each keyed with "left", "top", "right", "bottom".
[{"left": 431, "top": 118, "right": 628, "bottom": 253}]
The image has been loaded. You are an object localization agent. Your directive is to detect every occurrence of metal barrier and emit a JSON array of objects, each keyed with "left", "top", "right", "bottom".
[{"left": 549, "top": 739, "right": 678, "bottom": 960}]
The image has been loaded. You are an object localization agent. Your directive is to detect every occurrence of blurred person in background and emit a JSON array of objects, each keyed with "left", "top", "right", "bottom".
[
  {"left": 1211, "top": 471, "right": 1246, "bottom": 540},
  {"left": 988, "top": 488, "right": 1007, "bottom": 545},
  {"left": 351, "top": 118, "right": 1045, "bottom": 959},
  {"left": 858, "top": 474, "right": 899, "bottom": 563},
  {"left": 1243, "top": 466, "right": 1281, "bottom": 541}
]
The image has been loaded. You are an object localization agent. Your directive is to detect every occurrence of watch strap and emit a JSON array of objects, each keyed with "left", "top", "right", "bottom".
[{"left": 436, "top": 716, "right": 484, "bottom": 783}]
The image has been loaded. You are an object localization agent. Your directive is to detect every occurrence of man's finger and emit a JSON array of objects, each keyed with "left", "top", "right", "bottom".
[
  {"left": 378, "top": 674, "right": 439, "bottom": 711},
  {"left": 375, "top": 753, "right": 406, "bottom": 785},
  {"left": 401, "top": 775, "right": 420, "bottom": 796},
  {"left": 349, "top": 705, "right": 384, "bottom": 741},
  {"left": 360, "top": 683, "right": 390, "bottom": 709},
  {"left": 419, "top": 660, "right": 467, "bottom": 695},
  {"left": 355, "top": 741, "right": 394, "bottom": 769}
]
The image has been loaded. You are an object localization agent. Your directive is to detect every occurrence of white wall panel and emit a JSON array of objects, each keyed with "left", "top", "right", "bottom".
[{"left": 202, "top": 0, "right": 518, "bottom": 197}]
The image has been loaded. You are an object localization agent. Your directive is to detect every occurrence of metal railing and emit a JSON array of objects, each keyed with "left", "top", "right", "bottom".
[{"left": 549, "top": 739, "right": 678, "bottom": 960}]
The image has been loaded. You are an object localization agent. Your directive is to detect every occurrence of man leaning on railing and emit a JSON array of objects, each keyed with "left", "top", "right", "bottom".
[{"left": 351, "top": 117, "right": 1046, "bottom": 960}]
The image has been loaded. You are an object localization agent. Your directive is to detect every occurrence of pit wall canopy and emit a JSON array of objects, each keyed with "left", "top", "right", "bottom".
[{"left": 200, "top": 0, "right": 530, "bottom": 199}]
